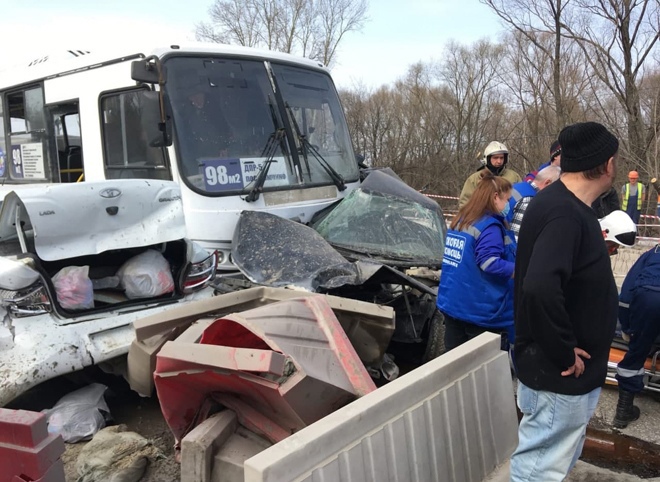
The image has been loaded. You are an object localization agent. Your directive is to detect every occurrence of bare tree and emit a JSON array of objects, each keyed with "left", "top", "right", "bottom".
[
  {"left": 436, "top": 40, "right": 506, "bottom": 173},
  {"left": 481, "top": 0, "right": 572, "bottom": 131},
  {"left": 560, "top": 0, "right": 660, "bottom": 168},
  {"left": 499, "top": 30, "right": 592, "bottom": 171},
  {"left": 196, "top": 0, "right": 368, "bottom": 67},
  {"left": 639, "top": 70, "right": 660, "bottom": 177}
]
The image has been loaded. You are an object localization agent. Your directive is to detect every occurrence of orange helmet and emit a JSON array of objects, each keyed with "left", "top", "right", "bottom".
[{"left": 629, "top": 170, "right": 639, "bottom": 180}]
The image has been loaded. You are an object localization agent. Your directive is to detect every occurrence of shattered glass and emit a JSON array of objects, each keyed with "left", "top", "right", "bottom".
[{"left": 312, "top": 170, "right": 445, "bottom": 267}]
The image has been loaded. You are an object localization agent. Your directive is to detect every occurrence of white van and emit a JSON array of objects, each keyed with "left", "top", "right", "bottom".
[{"left": 0, "top": 44, "right": 360, "bottom": 268}]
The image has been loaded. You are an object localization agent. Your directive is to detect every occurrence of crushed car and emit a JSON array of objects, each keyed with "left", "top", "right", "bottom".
[
  {"left": 224, "top": 168, "right": 448, "bottom": 376},
  {"left": 0, "top": 180, "right": 217, "bottom": 407}
]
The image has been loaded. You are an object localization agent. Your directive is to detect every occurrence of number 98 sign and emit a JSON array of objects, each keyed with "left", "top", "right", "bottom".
[{"left": 202, "top": 158, "right": 243, "bottom": 192}]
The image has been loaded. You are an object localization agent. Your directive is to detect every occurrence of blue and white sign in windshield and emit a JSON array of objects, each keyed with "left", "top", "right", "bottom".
[{"left": 200, "top": 157, "right": 290, "bottom": 192}]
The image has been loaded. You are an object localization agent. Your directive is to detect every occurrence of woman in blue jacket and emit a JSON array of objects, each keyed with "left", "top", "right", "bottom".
[{"left": 437, "top": 171, "right": 516, "bottom": 351}]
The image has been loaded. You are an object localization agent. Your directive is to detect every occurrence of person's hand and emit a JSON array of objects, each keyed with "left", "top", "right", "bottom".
[
  {"left": 622, "top": 332, "right": 631, "bottom": 343},
  {"left": 561, "top": 348, "right": 591, "bottom": 378}
]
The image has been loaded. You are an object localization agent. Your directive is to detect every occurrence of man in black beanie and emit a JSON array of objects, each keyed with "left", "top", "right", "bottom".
[{"left": 510, "top": 122, "right": 619, "bottom": 481}]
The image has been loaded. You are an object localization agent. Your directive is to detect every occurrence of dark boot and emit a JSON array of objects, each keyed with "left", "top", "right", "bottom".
[{"left": 612, "top": 388, "right": 641, "bottom": 428}]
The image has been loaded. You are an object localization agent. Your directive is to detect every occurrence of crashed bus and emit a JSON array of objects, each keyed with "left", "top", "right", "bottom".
[{"left": 0, "top": 44, "right": 360, "bottom": 268}]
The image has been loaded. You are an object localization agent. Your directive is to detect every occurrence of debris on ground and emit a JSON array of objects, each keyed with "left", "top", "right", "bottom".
[{"left": 75, "top": 424, "right": 164, "bottom": 482}]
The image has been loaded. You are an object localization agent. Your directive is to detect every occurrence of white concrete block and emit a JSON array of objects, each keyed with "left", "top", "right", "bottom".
[{"left": 181, "top": 410, "right": 238, "bottom": 482}]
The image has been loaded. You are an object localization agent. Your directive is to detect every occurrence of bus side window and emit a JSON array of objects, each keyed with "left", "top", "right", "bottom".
[
  {"left": 53, "top": 109, "right": 83, "bottom": 183},
  {"left": 0, "top": 95, "right": 6, "bottom": 181},
  {"left": 6, "top": 87, "right": 53, "bottom": 183},
  {"left": 101, "top": 89, "right": 171, "bottom": 181}
]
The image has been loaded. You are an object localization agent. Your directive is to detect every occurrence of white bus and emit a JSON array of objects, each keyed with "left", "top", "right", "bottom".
[{"left": 0, "top": 44, "right": 360, "bottom": 268}]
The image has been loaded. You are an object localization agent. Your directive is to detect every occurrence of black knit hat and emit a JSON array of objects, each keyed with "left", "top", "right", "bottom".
[{"left": 559, "top": 122, "right": 619, "bottom": 173}]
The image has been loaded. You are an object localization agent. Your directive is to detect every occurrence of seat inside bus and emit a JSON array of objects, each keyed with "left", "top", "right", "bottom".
[{"left": 59, "top": 145, "right": 83, "bottom": 182}]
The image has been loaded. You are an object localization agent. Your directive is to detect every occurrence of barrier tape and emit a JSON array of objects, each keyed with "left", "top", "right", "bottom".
[
  {"left": 425, "top": 194, "right": 459, "bottom": 201},
  {"left": 425, "top": 192, "right": 660, "bottom": 242}
]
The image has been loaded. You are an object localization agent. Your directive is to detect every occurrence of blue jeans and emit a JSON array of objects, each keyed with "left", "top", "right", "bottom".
[{"left": 510, "top": 383, "right": 601, "bottom": 482}]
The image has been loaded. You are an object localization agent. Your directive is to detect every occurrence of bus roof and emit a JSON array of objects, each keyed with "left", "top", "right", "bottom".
[{"left": 0, "top": 42, "right": 329, "bottom": 91}]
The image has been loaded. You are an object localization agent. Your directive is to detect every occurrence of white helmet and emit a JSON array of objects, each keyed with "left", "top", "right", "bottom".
[
  {"left": 481, "top": 141, "right": 509, "bottom": 166},
  {"left": 599, "top": 210, "right": 637, "bottom": 247}
]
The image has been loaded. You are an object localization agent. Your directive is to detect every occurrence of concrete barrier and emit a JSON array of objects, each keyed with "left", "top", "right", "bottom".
[
  {"left": 243, "top": 332, "right": 517, "bottom": 482},
  {"left": 0, "top": 408, "right": 65, "bottom": 482}
]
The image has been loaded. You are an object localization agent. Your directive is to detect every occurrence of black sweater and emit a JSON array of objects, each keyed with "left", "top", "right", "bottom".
[{"left": 514, "top": 181, "right": 618, "bottom": 395}]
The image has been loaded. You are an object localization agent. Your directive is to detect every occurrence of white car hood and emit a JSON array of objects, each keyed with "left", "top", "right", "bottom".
[{"left": 0, "top": 180, "right": 186, "bottom": 261}]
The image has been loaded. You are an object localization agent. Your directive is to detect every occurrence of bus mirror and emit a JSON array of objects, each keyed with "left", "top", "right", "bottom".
[
  {"left": 131, "top": 59, "right": 166, "bottom": 85},
  {"left": 141, "top": 91, "right": 172, "bottom": 147}
]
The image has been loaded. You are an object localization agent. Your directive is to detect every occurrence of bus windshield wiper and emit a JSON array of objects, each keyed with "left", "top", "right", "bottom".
[
  {"left": 245, "top": 128, "right": 286, "bottom": 202},
  {"left": 285, "top": 102, "right": 346, "bottom": 192},
  {"left": 245, "top": 95, "right": 291, "bottom": 202}
]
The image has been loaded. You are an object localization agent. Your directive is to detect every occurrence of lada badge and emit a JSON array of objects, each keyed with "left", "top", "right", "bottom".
[{"left": 99, "top": 188, "right": 122, "bottom": 199}]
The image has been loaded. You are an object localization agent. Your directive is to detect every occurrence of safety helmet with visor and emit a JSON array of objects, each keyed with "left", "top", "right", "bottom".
[
  {"left": 481, "top": 141, "right": 509, "bottom": 175},
  {"left": 599, "top": 210, "right": 637, "bottom": 255}
]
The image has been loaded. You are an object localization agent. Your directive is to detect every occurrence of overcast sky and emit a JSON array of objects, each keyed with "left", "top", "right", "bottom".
[{"left": 0, "top": 0, "right": 501, "bottom": 89}]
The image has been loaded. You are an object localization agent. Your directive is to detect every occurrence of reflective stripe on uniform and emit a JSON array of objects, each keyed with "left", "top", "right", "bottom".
[
  {"left": 622, "top": 182, "right": 643, "bottom": 210},
  {"left": 463, "top": 225, "right": 482, "bottom": 239},
  {"left": 616, "top": 366, "right": 646, "bottom": 378},
  {"left": 480, "top": 256, "right": 499, "bottom": 271}
]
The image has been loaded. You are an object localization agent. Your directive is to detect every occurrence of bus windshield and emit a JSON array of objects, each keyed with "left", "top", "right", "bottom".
[{"left": 165, "top": 56, "right": 359, "bottom": 196}]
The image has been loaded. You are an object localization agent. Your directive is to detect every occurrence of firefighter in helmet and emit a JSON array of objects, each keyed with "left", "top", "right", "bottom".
[{"left": 459, "top": 141, "right": 522, "bottom": 209}]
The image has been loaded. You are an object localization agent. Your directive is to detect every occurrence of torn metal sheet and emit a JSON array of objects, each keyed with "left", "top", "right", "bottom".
[
  {"left": 232, "top": 210, "right": 365, "bottom": 291},
  {"left": 0, "top": 180, "right": 185, "bottom": 262}
]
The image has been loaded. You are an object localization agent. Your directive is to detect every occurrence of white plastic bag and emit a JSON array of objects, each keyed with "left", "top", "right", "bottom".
[
  {"left": 118, "top": 249, "right": 175, "bottom": 299},
  {"left": 44, "top": 383, "right": 111, "bottom": 443},
  {"left": 52, "top": 265, "right": 94, "bottom": 310}
]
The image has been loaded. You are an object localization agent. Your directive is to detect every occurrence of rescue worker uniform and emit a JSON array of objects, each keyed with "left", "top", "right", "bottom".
[
  {"left": 615, "top": 245, "right": 660, "bottom": 427},
  {"left": 458, "top": 141, "right": 521, "bottom": 209},
  {"left": 437, "top": 214, "right": 516, "bottom": 351}
]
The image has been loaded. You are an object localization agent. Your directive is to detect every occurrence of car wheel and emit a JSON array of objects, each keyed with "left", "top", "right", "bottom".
[{"left": 422, "top": 309, "right": 446, "bottom": 363}]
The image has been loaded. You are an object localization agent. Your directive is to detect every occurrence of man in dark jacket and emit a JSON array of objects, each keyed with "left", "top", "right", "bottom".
[
  {"left": 614, "top": 245, "right": 660, "bottom": 428},
  {"left": 510, "top": 122, "right": 619, "bottom": 481},
  {"left": 592, "top": 187, "right": 621, "bottom": 218}
]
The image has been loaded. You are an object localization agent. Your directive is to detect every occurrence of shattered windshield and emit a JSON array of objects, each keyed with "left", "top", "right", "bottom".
[
  {"left": 164, "top": 56, "right": 358, "bottom": 196},
  {"left": 312, "top": 171, "right": 446, "bottom": 266}
]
